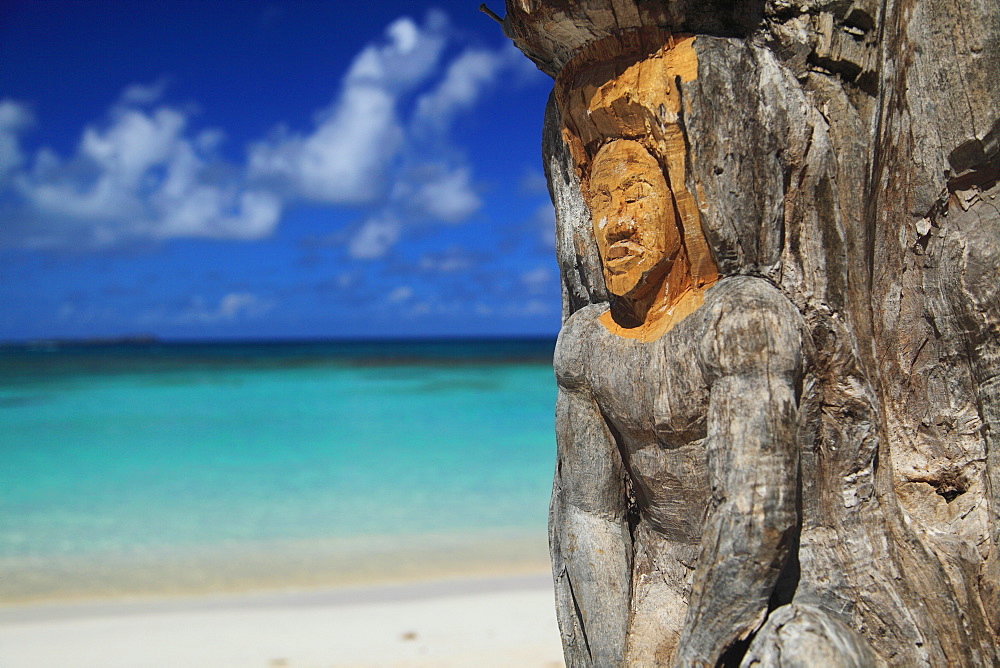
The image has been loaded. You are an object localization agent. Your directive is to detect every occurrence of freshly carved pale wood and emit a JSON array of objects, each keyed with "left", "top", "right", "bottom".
[
  {"left": 554, "top": 34, "right": 718, "bottom": 343},
  {"left": 503, "top": 0, "right": 1000, "bottom": 665},
  {"left": 557, "top": 33, "right": 716, "bottom": 292}
]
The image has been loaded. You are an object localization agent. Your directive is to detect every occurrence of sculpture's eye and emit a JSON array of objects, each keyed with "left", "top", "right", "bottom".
[
  {"left": 592, "top": 190, "right": 612, "bottom": 209},
  {"left": 624, "top": 181, "right": 652, "bottom": 203}
]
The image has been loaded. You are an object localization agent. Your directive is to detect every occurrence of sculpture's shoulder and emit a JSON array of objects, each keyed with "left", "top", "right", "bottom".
[
  {"left": 554, "top": 303, "right": 607, "bottom": 391},
  {"left": 698, "top": 277, "right": 809, "bottom": 381}
]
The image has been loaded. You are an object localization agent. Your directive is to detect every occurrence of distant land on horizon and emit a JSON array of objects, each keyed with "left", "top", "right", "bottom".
[{"left": 1, "top": 333, "right": 559, "bottom": 347}]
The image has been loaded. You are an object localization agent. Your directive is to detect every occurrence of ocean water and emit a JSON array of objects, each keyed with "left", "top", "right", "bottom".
[{"left": 0, "top": 340, "right": 557, "bottom": 601}]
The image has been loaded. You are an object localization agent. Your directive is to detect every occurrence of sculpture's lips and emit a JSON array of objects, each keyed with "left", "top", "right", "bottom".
[{"left": 606, "top": 240, "right": 644, "bottom": 261}]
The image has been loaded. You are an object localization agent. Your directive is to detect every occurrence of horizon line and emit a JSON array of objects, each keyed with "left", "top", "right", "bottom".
[{"left": 0, "top": 333, "right": 559, "bottom": 347}]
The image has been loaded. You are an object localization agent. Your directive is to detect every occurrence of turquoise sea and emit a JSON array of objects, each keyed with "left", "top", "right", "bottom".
[{"left": 0, "top": 340, "right": 557, "bottom": 602}]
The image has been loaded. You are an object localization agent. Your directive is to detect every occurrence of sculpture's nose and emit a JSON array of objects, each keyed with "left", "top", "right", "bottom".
[{"left": 606, "top": 218, "right": 638, "bottom": 244}]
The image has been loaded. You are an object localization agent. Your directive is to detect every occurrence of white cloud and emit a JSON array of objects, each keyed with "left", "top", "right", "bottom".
[
  {"left": 245, "top": 11, "right": 525, "bottom": 259},
  {"left": 521, "top": 266, "right": 552, "bottom": 291},
  {"left": 387, "top": 285, "right": 413, "bottom": 303},
  {"left": 349, "top": 214, "right": 401, "bottom": 259},
  {"left": 519, "top": 168, "right": 547, "bottom": 195},
  {"left": 0, "top": 100, "right": 33, "bottom": 177},
  {"left": 249, "top": 86, "right": 402, "bottom": 203},
  {"left": 400, "top": 295, "right": 555, "bottom": 320},
  {"left": 119, "top": 79, "right": 169, "bottom": 106},
  {"left": 522, "top": 299, "right": 551, "bottom": 315},
  {"left": 346, "top": 12, "right": 449, "bottom": 93},
  {"left": 0, "top": 10, "right": 539, "bottom": 254},
  {"left": 13, "top": 100, "right": 281, "bottom": 247},
  {"left": 410, "top": 302, "right": 432, "bottom": 316},
  {"left": 413, "top": 48, "right": 507, "bottom": 133},
  {"left": 419, "top": 247, "right": 476, "bottom": 272},
  {"left": 248, "top": 11, "right": 449, "bottom": 204},
  {"left": 218, "top": 292, "right": 271, "bottom": 319},
  {"left": 80, "top": 107, "right": 185, "bottom": 188},
  {"left": 155, "top": 187, "right": 281, "bottom": 240},
  {"left": 401, "top": 164, "right": 480, "bottom": 223},
  {"left": 531, "top": 202, "right": 556, "bottom": 248},
  {"left": 179, "top": 292, "right": 274, "bottom": 323}
]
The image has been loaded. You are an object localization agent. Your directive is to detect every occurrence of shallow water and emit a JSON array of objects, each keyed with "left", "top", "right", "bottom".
[{"left": 0, "top": 340, "right": 557, "bottom": 601}]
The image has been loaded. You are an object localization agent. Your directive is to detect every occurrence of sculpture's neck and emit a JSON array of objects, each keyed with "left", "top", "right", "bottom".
[{"left": 603, "top": 251, "right": 712, "bottom": 342}]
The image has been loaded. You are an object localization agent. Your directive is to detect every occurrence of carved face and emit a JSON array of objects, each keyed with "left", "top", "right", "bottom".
[{"left": 586, "top": 140, "right": 681, "bottom": 297}]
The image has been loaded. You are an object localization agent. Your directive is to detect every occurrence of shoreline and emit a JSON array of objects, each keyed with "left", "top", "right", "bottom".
[
  {"left": 0, "top": 572, "right": 554, "bottom": 624},
  {"left": 0, "top": 572, "right": 564, "bottom": 668},
  {"left": 0, "top": 528, "right": 551, "bottom": 605}
]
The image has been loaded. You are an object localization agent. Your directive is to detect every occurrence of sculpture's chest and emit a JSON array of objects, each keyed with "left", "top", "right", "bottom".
[{"left": 586, "top": 320, "right": 710, "bottom": 448}]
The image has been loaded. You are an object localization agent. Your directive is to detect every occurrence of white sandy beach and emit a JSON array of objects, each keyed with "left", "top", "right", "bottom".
[{"left": 0, "top": 574, "right": 564, "bottom": 668}]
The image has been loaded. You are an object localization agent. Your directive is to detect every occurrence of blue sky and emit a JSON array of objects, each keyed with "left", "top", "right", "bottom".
[{"left": 0, "top": 1, "right": 558, "bottom": 340}]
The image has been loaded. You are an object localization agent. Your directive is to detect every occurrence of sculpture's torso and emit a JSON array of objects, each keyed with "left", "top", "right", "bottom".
[
  {"left": 553, "top": 276, "right": 806, "bottom": 662},
  {"left": 567, "top": 296, "right": 713, "bottom": 545}
]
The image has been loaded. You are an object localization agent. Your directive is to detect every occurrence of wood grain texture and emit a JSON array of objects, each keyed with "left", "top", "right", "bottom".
[{"left": 505, "top": 0, "right": 1000, "bottom": 664}]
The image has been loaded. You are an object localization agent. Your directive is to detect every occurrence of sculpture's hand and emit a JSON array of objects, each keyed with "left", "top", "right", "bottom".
[{"left": 673, "top": 279, "right": 806, "bottom": 667}]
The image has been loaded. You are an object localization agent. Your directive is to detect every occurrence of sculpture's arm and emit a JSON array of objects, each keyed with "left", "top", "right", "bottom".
[
  {"left": 673, "top": 281, "right": 804, "bottom": 667},
  {"left": 551, "top": 326, "right": 632, "bottom": 666}
]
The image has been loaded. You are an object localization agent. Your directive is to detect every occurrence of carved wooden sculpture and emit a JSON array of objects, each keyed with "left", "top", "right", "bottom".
[{"left": 499, "top": 0, "right": 1000, "bottom": 665}]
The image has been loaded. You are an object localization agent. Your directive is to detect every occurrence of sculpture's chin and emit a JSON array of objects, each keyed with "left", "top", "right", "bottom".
[
  {"left": 604, "top": 272, "right": 642, "bottom": 298},
  {"left": 607, "top": 257, "right": 672, "bottom": 299}
]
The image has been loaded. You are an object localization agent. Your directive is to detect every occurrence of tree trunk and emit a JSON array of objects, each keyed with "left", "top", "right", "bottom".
[{"left": 500, "top": 0, "right": 1000, "bottom": 665}]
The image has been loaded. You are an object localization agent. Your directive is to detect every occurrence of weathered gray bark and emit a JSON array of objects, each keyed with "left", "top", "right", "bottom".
[{"left": 502, "top": 0, "right": 1000, "bottom": 665}]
